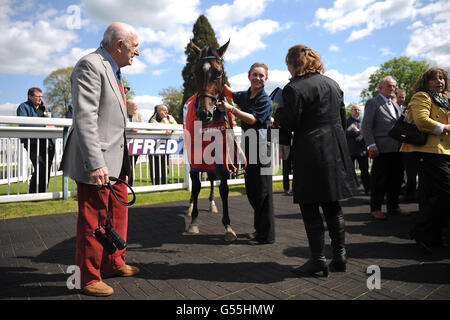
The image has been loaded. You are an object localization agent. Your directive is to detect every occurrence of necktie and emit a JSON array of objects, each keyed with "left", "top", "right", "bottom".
[{"left": 116, "top": 70, "right": 126, "bottom": 107}]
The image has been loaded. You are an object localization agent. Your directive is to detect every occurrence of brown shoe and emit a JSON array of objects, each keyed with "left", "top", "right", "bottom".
[
  {"left": 371, "top": 210, "right": 387, "bottom": 220},
  {"left": 82, "top": 281, "right": 114, "bottom": 297},
  {"left": 103, "top": 264, "right": 140, "bottom": 278},
  {"left": 387, "top": 208, "right": 411, "bottom": 216}
]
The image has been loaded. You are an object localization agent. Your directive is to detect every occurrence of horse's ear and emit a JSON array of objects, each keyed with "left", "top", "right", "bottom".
[
  {"left": 190, "top": 40, "right": 201, "bottom": 55},
  {"left": 217, "top": 39, "right": 230, "bottom": 58}
]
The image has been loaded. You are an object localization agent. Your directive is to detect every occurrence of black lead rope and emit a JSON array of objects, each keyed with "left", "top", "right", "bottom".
[
  {"left": 94, "top": 177, "right": 136, "bottom": 254},
  {"left": 97, "top": 176, "right": 136, "bottom": 229}
]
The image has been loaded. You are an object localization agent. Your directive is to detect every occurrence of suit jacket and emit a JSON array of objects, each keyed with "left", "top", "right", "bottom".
[
  {"left": 274, "top": 73, "right": 358, "bottom": 204},
  {"left": 361, "top": 94, "right": 402, "bottom": 153},
  {"left": 346, "top": 116, "right": 367, "bottom": 157},
  {"left": 60, "top": 47, "right": 130, "bottom": 185}
]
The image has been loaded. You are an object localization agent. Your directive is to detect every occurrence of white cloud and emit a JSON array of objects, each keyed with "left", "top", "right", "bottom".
[
  {"left": 0, "top": 102, "right": 19, "bottom": 117},
  {"left": 315, "top": 0, "right": 416, "bottom": 41},
  {"left": 0, "top": 18, "right": 78, "bottom": 74},
  {"left": 81, "top": 0, "right": 200, "bottom": 29},
  {"left": 206, "top": 0, "right": 273, "bottom": 28},
  {"left": 380, "top": 47, "right": 395, "bottom": 57},
  {"left": 325, "top": 66, "right": 379, "bottom": 103},
  {"left": 405, "top": 18, "right": 450, "bottom": 69},
  {"left": 329, "top": 44, "right": 340, "bottom": 52},
  {"left": 217, "top": 20, "right": 284, "bottom": 62},
  {"left": 122, "top": 57, "right": 147, "bottom": 75},
  {"left": 142, "top": 48, "right": 171, "bottom": 66}
]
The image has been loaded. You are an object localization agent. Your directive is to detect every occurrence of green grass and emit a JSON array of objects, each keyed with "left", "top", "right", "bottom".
[{"left": 0, "top": 181, "right": 286, "bottom": 220}]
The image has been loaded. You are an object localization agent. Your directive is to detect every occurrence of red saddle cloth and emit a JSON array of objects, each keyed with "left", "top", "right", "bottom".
[{"left": 183, "top": 94, "right": 234, "bottom": 172}]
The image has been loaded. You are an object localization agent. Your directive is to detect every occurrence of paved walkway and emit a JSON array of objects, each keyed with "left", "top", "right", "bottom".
[{"left": 1, "top": 189, "right": 449, "bottom": 301}]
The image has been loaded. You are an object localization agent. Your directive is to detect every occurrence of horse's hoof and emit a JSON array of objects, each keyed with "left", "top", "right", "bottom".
[
  {"left": 224, "top": 228, "right": 237, "bottom": 242},
  {"left": 209, "top": 200, "right": 218, "bottom": 214},
  {"left": 187, "top": 203, "right": 193, "bottom": 216},
  {"left": 187, "top": 224, "right": 199, "bottom": 234}
]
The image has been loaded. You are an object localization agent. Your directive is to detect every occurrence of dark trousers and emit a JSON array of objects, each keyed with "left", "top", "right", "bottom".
[
  {"left": 351, "top": 156, "right": 370, "bottom": 194},
  {"left": 403, "top": 152, "right": 419, "bottom": 196},
  {"left": 282, "top": 151, "right": 293, "bottom": 191},
  {"left": 300, "top": 201, "right": 342, "bottom": 222},
  {"left": 410, "top": 153, "right": 450, "bottom": 245},
  {"left": 369, "top": 152, "right": 403, "bottom": 211},
  {"left": 244, "top": 163, "right": 275, "bottom": 242},
  {"left": 24, "top": 139, "right": 55, "bottom": 193}
]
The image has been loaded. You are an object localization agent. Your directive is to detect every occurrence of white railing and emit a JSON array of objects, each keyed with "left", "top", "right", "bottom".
[{"left": 0, "top": 116, "right": 283, "bottom": 204}]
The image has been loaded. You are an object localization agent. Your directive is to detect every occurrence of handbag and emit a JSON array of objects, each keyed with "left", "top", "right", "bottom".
[{"left": 388, "top": 114, "right": 428, "bottom": 146}]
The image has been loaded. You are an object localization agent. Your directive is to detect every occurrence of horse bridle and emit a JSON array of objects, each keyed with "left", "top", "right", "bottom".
[{"left": 196, "top": 53, "right": 225, "bottom": 112}]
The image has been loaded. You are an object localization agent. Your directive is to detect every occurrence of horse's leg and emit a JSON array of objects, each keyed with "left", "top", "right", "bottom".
[
  {"left": 207, "top": 173, "right": 218, "bottom": 214},
  {"left": 187, "top": 171, "right": 201, "bottom": 234},
  {"left": 219, "top": 171, "right": 237, "bottom": 242}
]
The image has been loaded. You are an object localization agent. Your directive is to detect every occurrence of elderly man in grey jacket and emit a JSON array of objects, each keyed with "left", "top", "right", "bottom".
[
  {"left": 60, "top": 22, "right": 140, "bottom": 296},
  {"left": 362, "top": 76, "right": 409, "bottom": 220}
]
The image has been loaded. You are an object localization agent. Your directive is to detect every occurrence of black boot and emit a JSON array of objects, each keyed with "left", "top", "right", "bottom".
[
  {"left": 325, "top": 211, "right": 347, "bottom": 272},
  {"left": 292, "top": 219, "right": 328, "bottom": 277}
]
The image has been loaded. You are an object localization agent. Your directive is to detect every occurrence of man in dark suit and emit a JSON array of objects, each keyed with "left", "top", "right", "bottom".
[
  {"left": 362, "top": 76, "right": 410, "bottom": 220},
  {"left": 346, "top": 104, "right": 370, "bottom": 195}
]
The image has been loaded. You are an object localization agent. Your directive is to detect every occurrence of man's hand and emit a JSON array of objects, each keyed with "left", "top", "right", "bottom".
[{"left": 90, "top": 167, "right": 109, "bottom": 187}]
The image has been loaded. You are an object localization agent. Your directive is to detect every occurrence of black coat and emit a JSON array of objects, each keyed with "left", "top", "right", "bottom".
[{"left": 274, "top": 73, "right": 358, "bottom": 204}]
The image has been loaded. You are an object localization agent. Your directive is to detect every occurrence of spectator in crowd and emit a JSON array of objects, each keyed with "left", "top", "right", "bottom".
[
  {"left": 274, "top": 45, "right": 358, "bottom": 276},
  {"left": 396, "top": 89, "right": 419, "bottom": 202},
  {"left": 148, "top": 104, "right": 177, "bottom": 185},
  {"left": 16, "top": 87, "right": 55, "bottom": 193},
  {"left": 60, "top": 22, "right": 140, "bottom": 297},
  {"left": 126, "top": 99, "right": 144, "bottom": 186},
  {"left": 126, "top": 98, "right": 144, "bottom": 123},
  {"left": 66, "top": 104, "right": 73, "bottom": 118},
  {"left": 219, "top": 62, "right": 275, "bottom": 245},
  {"left": 403, "top": 67, "right": 450, "bottom": 254},
  {"left": 346, "top": 104, "right": 370, "bottom": 195},
  {"left": 362, "top": 76, "right": 410, "bottom": 220}
]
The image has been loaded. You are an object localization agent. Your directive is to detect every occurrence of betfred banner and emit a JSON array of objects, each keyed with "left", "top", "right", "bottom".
[{"left": 127, "top": 138, "right": 184, "bottom": 156}]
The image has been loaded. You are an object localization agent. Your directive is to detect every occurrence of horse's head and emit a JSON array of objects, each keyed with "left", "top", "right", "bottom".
[{"left": 191, "top": 39, "right": 230, "bottom": 123}]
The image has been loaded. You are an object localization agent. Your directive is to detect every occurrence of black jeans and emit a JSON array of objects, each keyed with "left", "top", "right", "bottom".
[
  {"left": 410, "top": 152, "right": 450, "bottom": 245},
  {"left": 351, "top": 156, "right": 370, "bottom": 194}
]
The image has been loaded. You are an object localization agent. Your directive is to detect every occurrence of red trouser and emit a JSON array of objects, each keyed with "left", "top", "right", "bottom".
[{"left": 76, "top": 177, "right": 128, "bottom": 287}]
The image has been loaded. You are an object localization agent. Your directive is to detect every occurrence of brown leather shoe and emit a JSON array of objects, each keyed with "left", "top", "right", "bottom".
[
  {"left": 82, "top": 281, "right": 114, "bottom": 297},
  {"left": 387, "top": 208, "right": 411, "bottom": 216},
  {"left": 103, "top": 264, "right": 140, "bottom": 278},
  {"left": 371, "top": 210, "right": 387, "bottom": 220}
]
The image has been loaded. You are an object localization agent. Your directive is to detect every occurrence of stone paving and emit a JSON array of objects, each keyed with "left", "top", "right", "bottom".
[{"left": 1, "top": 189, "right": 449, "bottom": 301}]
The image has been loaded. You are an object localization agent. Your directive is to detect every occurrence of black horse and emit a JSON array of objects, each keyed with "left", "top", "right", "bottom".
[{"left": 183, "top": 39, "right": 238, "bottom": 242}]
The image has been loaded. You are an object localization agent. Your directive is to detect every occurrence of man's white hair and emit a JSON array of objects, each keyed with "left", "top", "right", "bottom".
[{"left": 101, "top": 22, "right": 137, "bottom": 50}]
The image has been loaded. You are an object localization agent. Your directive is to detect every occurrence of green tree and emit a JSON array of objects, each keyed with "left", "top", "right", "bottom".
[
  {"left": 43, "top": 67, "right": 73, "bottom": 117},
  {"left": 180, "top": 15, "right": 229, "bottom": 120},
  {"left": 360, "top": 57, "right": 429, "bottom": 105},
  {"left": 159, "top": 86, "right": 183, "bottom": 123},
  {"left": 122, "top": 76, "right": 135, "bottom": 100}
]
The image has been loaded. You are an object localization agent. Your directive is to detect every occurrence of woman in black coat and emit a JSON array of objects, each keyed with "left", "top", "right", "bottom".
[{"left": 274, "top": 45, "right": 358, "bottom": 277}]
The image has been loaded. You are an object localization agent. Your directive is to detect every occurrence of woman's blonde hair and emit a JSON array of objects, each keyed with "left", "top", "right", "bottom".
[{"left": 285, "top": 45, "right": 324, "bottom": 77}]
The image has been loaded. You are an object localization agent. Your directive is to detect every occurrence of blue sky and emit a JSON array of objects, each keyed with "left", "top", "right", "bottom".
[{"left": 1, "top": 0, "right": 449, "bottom": 120}]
